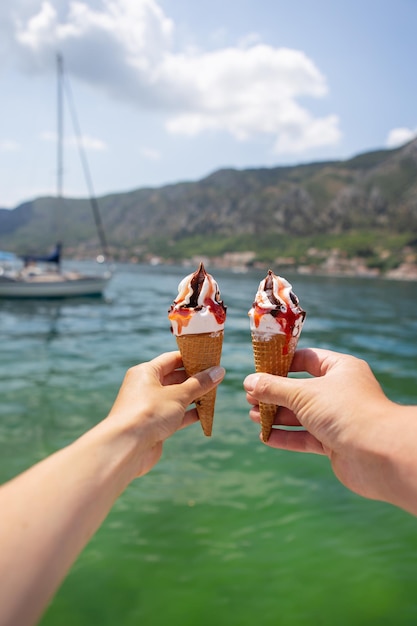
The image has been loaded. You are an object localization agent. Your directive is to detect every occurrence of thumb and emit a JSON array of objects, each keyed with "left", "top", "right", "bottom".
[
  {"left": 182, "top": 365, "right": 226, "bottom": 405},
  {"left": 244, "top": 372, "right": 301, "bottom": 408}
]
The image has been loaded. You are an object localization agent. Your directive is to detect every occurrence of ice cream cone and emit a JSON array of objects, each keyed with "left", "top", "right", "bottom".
[
  {"left": 176, "top": 330, "right": 224, "bottom": 436},
  {"left": 251, "top": 332, "right": 299, "bottom": 441}
]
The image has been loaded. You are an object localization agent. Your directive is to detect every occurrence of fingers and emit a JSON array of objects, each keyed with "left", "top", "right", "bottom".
[
  {"left": 152, "top": 348, "right": 345, "bottom": 386},
  {"left": 244, "top": 371, "right": 303, "bottom": 409},
  {"left": 248, "top": 401, "right": 324, "bottom": 454},
  {"left": 249, "top": 404, "right": 301, "bottom": 427},
  {"left": 149, "top": 351, "right": 183, "bottom": 377},
  {"left": 179, "top": 407, "right": 200, "bottom": 429},
  {"left": 265, "top": 428, "right": 326, "bottom": 455},
  {"left": 290, "top": 347, "right": 349, "bottom": 376},
  {"left": 163, "top": 368, "right": 188, "bottom": 386},
  {"left": 243, "top": 348, "right": 347, "bottom": 410},
  {"left": 178, "top": 365, "right": 226, "bottom": 408},
  {"left": 142, "top": 353, "right": 225, "bottom": 420}
]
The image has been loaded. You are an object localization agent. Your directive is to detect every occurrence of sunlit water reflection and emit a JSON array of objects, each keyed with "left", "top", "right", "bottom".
[{"left": 1, "top": 263, "right": 417, "bottom": 625}]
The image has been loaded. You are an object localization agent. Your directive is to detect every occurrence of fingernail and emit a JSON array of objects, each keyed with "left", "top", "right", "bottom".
[
  {"left": 244, "top": 374, "right": 260, "bottom": 392},
  {"left": 208, "top": 366, "right": 225, "bottom": 383}
]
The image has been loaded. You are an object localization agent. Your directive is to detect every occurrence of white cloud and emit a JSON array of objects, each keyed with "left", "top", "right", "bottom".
[
  {"left": 69, "top": 134, "right": 107, "bottom": 151},
  {"left": 237, "top": 32, "right": 263, "bottom": 49},
  {"left": 162, "top": 45, "right": 341, "bottom": 152},
  {"left": 140, "top": 147, "right": 161, "bottom": 160},
  {"left": 40, "top": 129, "right": 107, "bottom": 151},
  {"left": 0, "top": 139, "right": 20, "bottom": 151},
  {"left": 15, "top": 1, "right": 57, "bottom": 50},
  {"left": 40, "top": 130, "right": 56, "bottom": 142},
  {"left": 9, "top": 0, "right": 341, "bottom": 154},
  {"left": 273, "top": 114, "right": 341, "bottom": 154},
  {"left": 386, "top": 126, "right": 417, "bottom": 148}
]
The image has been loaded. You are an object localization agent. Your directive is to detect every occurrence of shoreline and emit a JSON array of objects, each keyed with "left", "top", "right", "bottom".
[
  {"left": 145, "top": 251, "right": 417, "bottom": 282},
  {"left": 21, "top": 247, "right": 417, "bottom": 282}
]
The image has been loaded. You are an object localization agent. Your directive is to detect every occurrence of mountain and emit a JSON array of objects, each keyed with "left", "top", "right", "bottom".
[{"left": 1, "top": 139, "right": 417, "bottom": 276}]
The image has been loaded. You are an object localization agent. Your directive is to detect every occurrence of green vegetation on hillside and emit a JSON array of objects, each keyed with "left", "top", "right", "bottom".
[
  {"left": 146, "top": 231, "right": 413, "bottom": 271},
  {"left": 1, "top": 138, "right": 417, "bottom": 276}
]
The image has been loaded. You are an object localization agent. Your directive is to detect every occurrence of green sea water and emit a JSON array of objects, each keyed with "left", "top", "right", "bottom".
[{"left": 1, "top": 263, "right": 417, "bottom": 625}]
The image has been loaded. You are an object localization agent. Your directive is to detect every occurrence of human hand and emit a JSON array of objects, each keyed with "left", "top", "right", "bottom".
[
  {"left": 244, "top": 348, "right": 396, "bottom": 503},
  {"left": 107, "top": 351, "right": 225, "bottom": 476}
]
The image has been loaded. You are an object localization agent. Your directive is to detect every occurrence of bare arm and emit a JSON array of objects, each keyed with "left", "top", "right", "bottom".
[
  {"left": 244, "top": 348, "right": 417, "bottom": 517},
  {"left": 0, "top": 352, "right": 225, "bottom": 626}
]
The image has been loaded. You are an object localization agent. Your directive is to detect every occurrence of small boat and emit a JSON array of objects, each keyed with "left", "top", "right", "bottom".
[
  {"left": 0, "top": 244, "right": 110, "bottom": 298},
  {"left": 0, "top": 55, "right": 111, "bottom": 299}
]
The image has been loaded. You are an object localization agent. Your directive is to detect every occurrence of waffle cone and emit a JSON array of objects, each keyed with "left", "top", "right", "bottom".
[
  {"left": 176, "top": 331, "right": 223, "bottom": 436},
  {"left": 251, "top": 332, "right": 299, "bottom": 441}
]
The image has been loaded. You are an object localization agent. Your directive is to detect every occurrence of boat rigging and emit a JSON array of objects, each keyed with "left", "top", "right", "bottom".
[{"left": 0, "top": 54, "right": 112, "bottom": 298}]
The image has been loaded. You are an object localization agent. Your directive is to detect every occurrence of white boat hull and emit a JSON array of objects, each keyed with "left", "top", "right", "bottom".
[{"left": 0, "top": 275, "right": 110, "bottom": 298}]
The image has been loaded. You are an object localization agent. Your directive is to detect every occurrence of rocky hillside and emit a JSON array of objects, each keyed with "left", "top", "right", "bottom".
[{"left": 1, "top": 139, "right": 417, "bottom": 276}]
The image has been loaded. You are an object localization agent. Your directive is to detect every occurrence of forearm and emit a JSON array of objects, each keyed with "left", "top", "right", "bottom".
[
  {"left": 342, "top": 402, "right": 417, "bottom": 516},
  {"left": 0, "top": 353, "right": 222, "bottom": 626},
  {"left": 375, "top": 405, "right": 417, "bottom": 517},
  {"left": 0, "top": 418, "right": 142, "bottom": 626}
]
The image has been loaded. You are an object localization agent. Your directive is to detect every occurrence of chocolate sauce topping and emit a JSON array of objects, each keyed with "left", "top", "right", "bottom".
[
  {"left": 188, "top": 262, "right": 206, "bottom": 308},
  {"left": 265, "top": 270, "right": 282, "bottom": 308}
]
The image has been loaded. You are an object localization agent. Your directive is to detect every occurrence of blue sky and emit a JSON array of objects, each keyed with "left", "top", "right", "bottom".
[{"left": 0, "top": 0, "right": 416, "bottom": 208}]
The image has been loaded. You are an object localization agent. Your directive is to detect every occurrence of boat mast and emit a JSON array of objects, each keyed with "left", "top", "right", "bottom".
[
  {"left": 57, "top": 53, "right": 64, "bottom": 199},
  {"left": 60, "top": 55, "right": 110, "bottom": 262}
]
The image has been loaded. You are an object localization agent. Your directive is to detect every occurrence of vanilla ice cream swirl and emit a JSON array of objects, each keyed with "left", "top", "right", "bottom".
[
  {"left": 249, "top": 270, "right": 305, "bottom": 338},
  {"left": 169, "top": 262, "right": 226, "bottom": 335}
]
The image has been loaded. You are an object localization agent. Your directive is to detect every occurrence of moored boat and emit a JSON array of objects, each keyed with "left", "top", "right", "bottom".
[
  {"left": 0, "top": 55, "right": 112, "bottom": 299},
  {"left": 0, "top": 244, "right": 111, "bottom": 298},
  {"left": 0, "top": 271, "right": 110, "bottom": 298}
]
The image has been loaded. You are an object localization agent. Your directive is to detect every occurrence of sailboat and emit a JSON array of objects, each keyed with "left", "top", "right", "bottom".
[{"left": 0, "top": 55, "right": 112, "bottom": 298}]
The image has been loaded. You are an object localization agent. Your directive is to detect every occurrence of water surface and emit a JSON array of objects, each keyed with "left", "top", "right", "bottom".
[{"left": 1, "top": 264, "right": 417, "bottom": 625}]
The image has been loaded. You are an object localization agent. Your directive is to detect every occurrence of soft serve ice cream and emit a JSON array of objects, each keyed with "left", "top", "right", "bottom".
[
  {"left": 249, "top": 270, "right": 306, "bottom": 441},
  {"left": 169, "top": 262, "right": 226, "bottom": 336},
  {"left": 248, "top": 270, "right": 305, "bottom": 345},
  {"left": 168, "top": 262, "right": 226, "bottom": 436}
]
